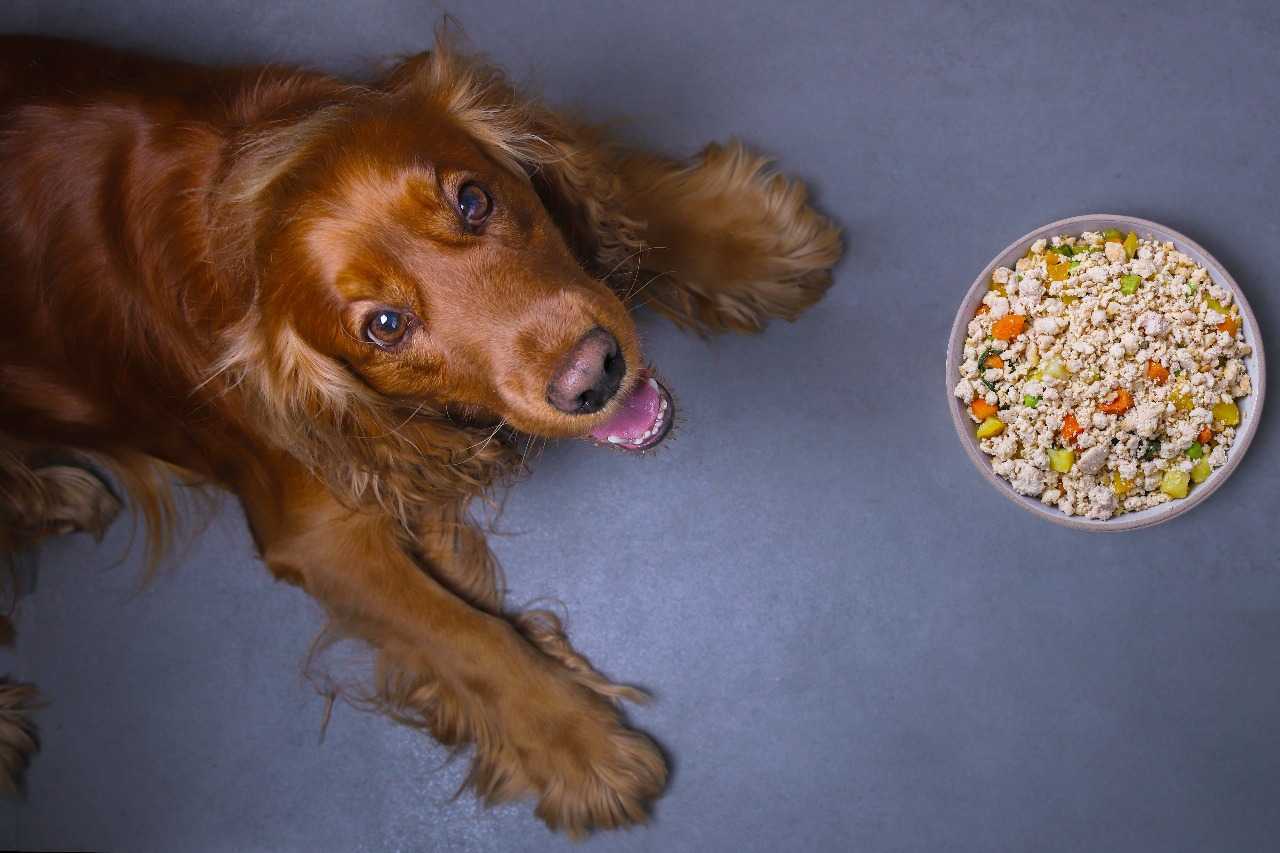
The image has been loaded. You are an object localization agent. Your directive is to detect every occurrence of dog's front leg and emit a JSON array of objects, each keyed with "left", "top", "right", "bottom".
[{"left": 238, "top": 459, "right": 666, "bottom": 836}]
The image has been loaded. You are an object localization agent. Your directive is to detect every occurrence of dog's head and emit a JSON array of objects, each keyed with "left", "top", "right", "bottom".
[{"left": 216, "top": 45, "right": 673, "bottom": 463}]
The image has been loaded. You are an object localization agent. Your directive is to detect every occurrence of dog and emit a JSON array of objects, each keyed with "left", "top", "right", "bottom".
[{"left": 0, "top": 31, "right": 841, "bottom": 834}]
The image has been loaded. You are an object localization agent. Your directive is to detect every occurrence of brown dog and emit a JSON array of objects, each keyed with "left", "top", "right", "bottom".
[{"left": 0, "top": 32, "right": 840, "bottom": 834}]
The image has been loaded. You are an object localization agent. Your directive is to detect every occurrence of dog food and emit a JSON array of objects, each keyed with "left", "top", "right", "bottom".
[{"left": 953, "top": 230, "right": 1252, "bottom": 519}]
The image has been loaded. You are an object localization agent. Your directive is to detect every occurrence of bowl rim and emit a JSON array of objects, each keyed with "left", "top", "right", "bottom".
[{"left": 945, "top": 214, "right": 1267, "bottom": 531}]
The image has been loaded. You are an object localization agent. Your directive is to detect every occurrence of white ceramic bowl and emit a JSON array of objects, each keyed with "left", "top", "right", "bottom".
[{"left": 946, "top": 214, "right": 1266, "bottom": 531}]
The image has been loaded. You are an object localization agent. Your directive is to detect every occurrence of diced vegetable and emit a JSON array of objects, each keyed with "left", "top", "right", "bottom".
[
  {"left": 970, "top": 398, "right": 998, "bottom": 420},
  {"left": 988, "top": 280, "right": 1007, "bottom": 296},
  {"left": 1050, "top": 448, "right": 1075, "bottom": 473},
  {"left": 1120, "top": 275, "right": 1142, "bottom": 295},
  {"left": 1103, "top": 228, "right": 1124, "bottom": 243},
  {"left": 1099, "top": 388, "right": 1133, "bottom": 414},
  {"left": 1160, "top": 468, "right": 1190, "bottom": 499},
  {"left": 1197, "top": 426, "right": 1213, "bottom": 444},
  {"left": 1060, "top": 294, "right": 1079, "bottom": 304},
  {"left": 976, "top": 417, "right": 1005, "bottom": 439},
  {"left": 1204, "top": 294, "right": 1227, "bottom": 313},
  {"left": 1191, "top": 460, "right": 1211, "bottom": 484},
  {"left": 976, "top": 348, "right": 1000, "bottom": 391},
  {"left": 982, "top": 352, "right": 1005, "bottom": 370},
  {"left": 1044, "top": 360, "right": 1071, "bottom": 380},
  {"left": 1023, "top": 394, "right": 1041, "bottom": 408},
  {"left": 975, "top": 303, "right": 990, "bottom": 316},
  {"left": 1068, "top": 261, "right": 1081, "bottom": 270},
  {"left": 1145, "top": 360, "right": 1170, "bottom": 384},
  {"left": 1123, "top": 231, "right": 1138, "bottom": 259},
  {"left": 1187, "top": 442, "right": 1204, "bottom": 459},
  {"left": 1170, "top": 385, "right": 1194, "bottom": 412},
  {"left": 1218, "top": 315, "right": 1241, "bottom": 335},
  {"left": 1112, "top": 472, "right": 1133, "bottom": 496},
  {"left": 1047, "top": 254, "right": 1071, "bottom": 280},
  {"left": 1060, "top": 412, "right": 1083, "bottom": 444},
  {"left": 1212, "top": 401, "right": 1240, "bottom": 426},
  {"left": 991, "top": 314, "right": 1027, "bottom": 340}
]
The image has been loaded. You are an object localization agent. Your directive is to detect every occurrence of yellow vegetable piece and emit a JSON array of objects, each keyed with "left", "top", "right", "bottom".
[
  {"left": 1204, "top": 294, "right": 1227, "bottom": 313},
  {"left": 1212, "top": 401, "right": 1241, "bottom": 427},
  {"left": 1050, "top": 448, "right": 1075, "bottom": 473},
  {"left": 1191, "top": 460, "right": 1211, "bottom": 484},
  {"left": 1123, "top": 231, "right": 1139, "bottom": 260},
  {"left": 988, "top": 279, "right": 1007, "bottom": 296},
  {"left": 1170, "top": 384, "right": 1195, "bottom": 413},
  {"left": 976, "top": 417, "right": 1005, "bottom": 439},
  {"left": 1046, "top": 254, "right": 1071, "bottom": 281},
  {"left": 1112, "top": 472, "right": 1133, "bottom": 496},
  {"left": 1044, "top": 360, "right": 1071, "bottom": 380},
  {"left": 1160, "top": 468, "right": 1190, "bottom": 499},
  {"left": 1060, "top": 294, "right": 1079, "bottom": 304}
]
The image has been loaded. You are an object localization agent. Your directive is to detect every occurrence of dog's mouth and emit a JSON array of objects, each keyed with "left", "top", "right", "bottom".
[{"left": 589, "top": 372, "right": 674, "bottom": 452}]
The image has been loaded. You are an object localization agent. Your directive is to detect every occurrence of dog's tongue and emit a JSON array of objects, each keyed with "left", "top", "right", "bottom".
[{"left": 590, "top": 378, "right": 661, "bottom": 444}]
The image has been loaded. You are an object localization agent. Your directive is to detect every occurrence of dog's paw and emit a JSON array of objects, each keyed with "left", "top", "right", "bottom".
[
  {"left": 639, "top": 141, "right": 843, "bottom": 333},
  {"left": 526, "top": 699, "right": 667, "bottom": 837},
  {"left": 468, "top": 672, "right": 666, "bottom": 837},
  {"left": 35, "top": 465, "right": 121, "bottom": 539},
  {"left": 700, "top": 141, "right": 843, "bottom": 328},
  {"left": 0, "top": 679, "right": 39, "bottom": 793}
]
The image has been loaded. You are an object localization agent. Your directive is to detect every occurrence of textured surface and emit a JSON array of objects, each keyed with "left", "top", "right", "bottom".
[{"left": 2, "top": 1, "right": 1279, "bottom": 851}]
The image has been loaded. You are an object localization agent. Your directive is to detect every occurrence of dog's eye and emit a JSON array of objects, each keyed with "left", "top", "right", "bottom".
[
  {"left": 365, "top": 309, "right": 411, "bottom": 348},
  {"left": 456, "top": 182, "right": 492, "bottom": 230}
]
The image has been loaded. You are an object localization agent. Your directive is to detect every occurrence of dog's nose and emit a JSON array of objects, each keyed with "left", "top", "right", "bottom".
[{"left": 547, "top": 327, "right": 626, "bottom": 414}]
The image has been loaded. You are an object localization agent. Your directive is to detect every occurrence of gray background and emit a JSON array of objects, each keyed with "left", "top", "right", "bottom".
[{"left": 2, "top": 0, "right": 1278, "bottom": 851}]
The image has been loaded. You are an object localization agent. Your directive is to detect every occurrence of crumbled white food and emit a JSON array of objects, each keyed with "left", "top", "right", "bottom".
[
  {"left": 1010, "top": 461, "right": 1045, "bottom": 496},
  {"left": 1124, "top": 401, "right": 1164, "bottom": 439},
  {"left": 958, "top": 232, "right": 1251, "bottom": 519},
  {"left": 1077, "top": 445, "right": 1108, "bottom": 475}
]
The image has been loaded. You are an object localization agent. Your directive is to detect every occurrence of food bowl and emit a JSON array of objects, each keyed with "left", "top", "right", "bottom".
[{"left": 945, "top": 214, "right": 1266, "bottom": 531}]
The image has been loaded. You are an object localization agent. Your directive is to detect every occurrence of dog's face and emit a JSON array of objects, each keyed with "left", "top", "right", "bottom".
[{"left": 257, "top": 100, "right": 672, "bottom": 452}]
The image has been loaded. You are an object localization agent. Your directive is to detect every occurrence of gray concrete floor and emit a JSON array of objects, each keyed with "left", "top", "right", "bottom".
[{"left": 3, "top": 1, "right": 1280, "bottom": 851}]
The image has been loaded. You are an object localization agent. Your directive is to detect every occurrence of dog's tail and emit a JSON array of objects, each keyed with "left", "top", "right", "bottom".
[{"left": 0, "top": 678, "right": 39, "bottom": 793}]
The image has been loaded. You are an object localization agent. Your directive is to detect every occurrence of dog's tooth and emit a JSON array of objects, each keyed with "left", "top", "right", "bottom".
[
  {"left": 608, "top": 436, "right": 623, "bottom": 444},
  {"left": 648, "top": 378, "right": 659, "bottom": 391}
]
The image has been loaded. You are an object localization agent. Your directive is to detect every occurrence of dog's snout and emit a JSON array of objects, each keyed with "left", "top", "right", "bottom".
[{"left": 547, "top": 328, "right": 625, "bottom": 415}]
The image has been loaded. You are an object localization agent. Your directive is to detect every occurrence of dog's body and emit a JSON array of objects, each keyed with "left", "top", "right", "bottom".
[{"left": 0, "top": 34, "right": 840, "bottom": 833}]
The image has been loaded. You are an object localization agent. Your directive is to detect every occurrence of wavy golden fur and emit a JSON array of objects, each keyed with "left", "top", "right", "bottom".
[{"left": 0, "top": 30, "right": 841, "bottom": 835}]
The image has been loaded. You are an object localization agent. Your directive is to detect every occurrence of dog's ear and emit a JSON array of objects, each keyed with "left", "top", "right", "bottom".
[{"left": 379, "top": 41, "right": 644, "bottom": 277}]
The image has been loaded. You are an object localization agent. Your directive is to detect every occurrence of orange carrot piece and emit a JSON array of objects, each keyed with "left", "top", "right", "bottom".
[
  {"left": 1099, "top": 388, "right": 1133, "bottom": 415},
  {"left": 1146, "top": 360, "right": 1170, "bottom": 384},
  {"left": 992, "top": 314, "right": 1026, "bottom": 341},
  {"left": 1218, "top": 315, "right": 1241, "bottom": 335},
  {"left": 982, "top": 353, "right": 1005, "bottom": 370},
  {"left": 1197, "top": 426, "right": 1213, "bottom": 444},
  {"left": 1060, "top": 412, "right": 1083, "bottom": 445},
  {"left": 971, "top": 399, "right": 998, "bottom": 420}
]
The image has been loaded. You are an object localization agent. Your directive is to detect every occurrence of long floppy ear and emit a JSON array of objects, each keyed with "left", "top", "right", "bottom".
[{"left": 378, "top": 38, "right": 646, "bottom": 277}]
